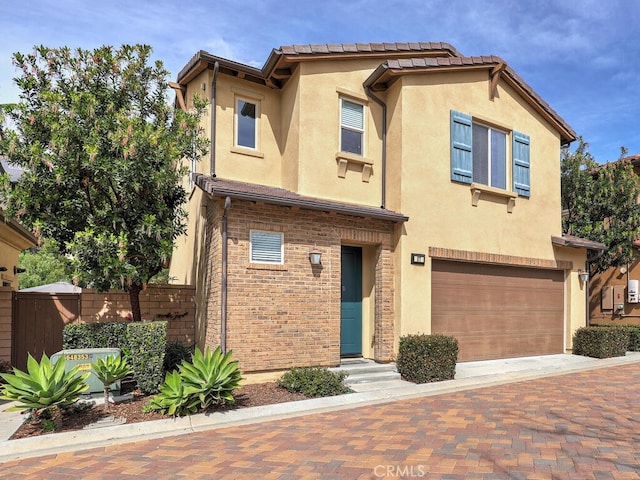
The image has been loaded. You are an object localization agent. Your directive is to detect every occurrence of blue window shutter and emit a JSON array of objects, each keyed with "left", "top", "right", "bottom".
[
  {"left": 512, "top": 131, "right": 530, "bottom": 197},
  {"left": 450, "top": 110, "right": 473, "bottom": 184}
]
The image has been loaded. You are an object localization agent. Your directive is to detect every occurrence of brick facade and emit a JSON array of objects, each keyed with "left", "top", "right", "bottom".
[{"left": 200, "top": 198, "right": 397, "bottom": 372}]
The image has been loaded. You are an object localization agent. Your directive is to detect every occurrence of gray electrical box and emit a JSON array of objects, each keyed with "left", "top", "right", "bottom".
[{"left": 51, "top": 348, "right": 122, "bottom": 394}]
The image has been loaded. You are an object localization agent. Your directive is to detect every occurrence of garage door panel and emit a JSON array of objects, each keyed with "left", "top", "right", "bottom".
[{"left": 432, "top": 260, "right": 564, "bottom": 362}]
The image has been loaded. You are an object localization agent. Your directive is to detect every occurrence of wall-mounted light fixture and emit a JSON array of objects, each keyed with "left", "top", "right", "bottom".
[
  {"left": 309, "top": 247, "right": 322, "bottom": 266},
  {"left": 0, "top": 267, "right": 7, "bottom": 272},
  {"left": 13, "top": 266, "right": 26, "bottom": 274},
  {"left": 411, "top": 253, "right": 426, "bottom": 265},
  {"left": 578, "top": 269, "right": 589, "bottom": 283}
]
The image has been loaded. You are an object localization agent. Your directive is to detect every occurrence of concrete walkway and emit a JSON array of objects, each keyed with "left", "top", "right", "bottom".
[{"left": 1, "top": 353, "right": 639, "bottom": 464}]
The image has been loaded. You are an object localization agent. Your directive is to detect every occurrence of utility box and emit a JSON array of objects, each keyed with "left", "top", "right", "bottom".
[
  {"left": 51, "top": 348, "right": 121, "bottom": 394},
  {"left": 628, "top": 279, "right": 639, "bottom": 304},
  {"left": 601, "top": 286, "right": 613, "bottom": 311}
]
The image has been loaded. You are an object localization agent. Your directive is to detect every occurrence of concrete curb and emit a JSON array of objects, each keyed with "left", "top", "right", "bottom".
[{"left": 1, "top": 353, "right": 639, "bottom": 463}]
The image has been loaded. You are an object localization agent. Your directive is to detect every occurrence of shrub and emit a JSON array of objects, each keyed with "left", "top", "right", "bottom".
[
  {"left": 163, "top": 341, "right": 194, "bottom": 374},
  {"left": 573, "top": 326, "right": 628, "bottom": 358},
  {"left": 396, "top": 334, "right": 458, "bottom": 384},
  {"left": 126, "top": 321, "right": 167, "bottom": 395},
  {"left": 147, "top": 347, "right": 243, "bottom": 416},
  {"left": 594, "top": 324, "right": 640, "bottom": 352},
  {"left": 0, "top": 359, "right": 11, "bottom": 383},
  {"left": 278, "top": 367, "right": 350, "bottom": 397},
  {"left": 92, "top": 354, "right": 133, "bottom": 411},
  {"left": 63, "top": 322, "right": 127, "bottom": 349},
  {"left": 625, "top": 325, "right": 640, "bottom": 351},
  {"left": 0, "top": 353, "right": 90, "bottom": 413},
  {"left": 63, "top": 321, "right": 168, "bottom": 395}
]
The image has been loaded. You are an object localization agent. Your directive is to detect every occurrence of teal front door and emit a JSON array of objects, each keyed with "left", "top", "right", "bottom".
[{"left": 340, "top": 246, "right": 362, "bottom": 357}]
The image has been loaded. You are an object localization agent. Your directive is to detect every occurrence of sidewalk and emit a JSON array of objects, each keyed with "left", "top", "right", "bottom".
[{"left": 1, "top": 352, "right": 639, "bottom": 463}]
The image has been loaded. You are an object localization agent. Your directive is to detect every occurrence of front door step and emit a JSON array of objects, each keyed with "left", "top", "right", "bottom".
[{"left": 330, "top": 359, "right": 401, "bottom": 385}]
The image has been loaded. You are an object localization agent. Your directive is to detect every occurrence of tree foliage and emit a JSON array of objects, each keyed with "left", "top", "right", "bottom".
[
  {"left": 0, "top": 44, "right": 207, "bottom": 320},
  {"left": 18, "top": 238, "right": 72, "bottom": 289},
  {"left": 561, "top": 138, "right": 640, "bottom": 273}
]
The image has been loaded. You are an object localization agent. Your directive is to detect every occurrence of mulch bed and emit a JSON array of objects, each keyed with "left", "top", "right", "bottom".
[{"left": 10, "top": 382, "right": 308, "bottom": 440}]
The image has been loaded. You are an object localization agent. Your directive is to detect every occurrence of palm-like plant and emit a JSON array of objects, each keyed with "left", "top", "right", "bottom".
[
  {"left": 92, "top": 355, "right": 133, "bottom": 411},
  {"left": 0, "top": 353, "right": 90, "bottom": 413}
]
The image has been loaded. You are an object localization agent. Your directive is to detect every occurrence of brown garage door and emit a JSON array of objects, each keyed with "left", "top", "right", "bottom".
[{"left": 431, "top": 260, "right": 564, "bottom": 362}]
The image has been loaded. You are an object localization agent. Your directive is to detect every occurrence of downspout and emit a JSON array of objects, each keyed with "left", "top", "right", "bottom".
[
  {"left": 221, "top": 196, "right": 231, "bottom": 353},
  {"left": 364, "top": 87, "right": 387, "bottom": 209},
  {"left": 585, "top": 260, "right": 590, "bottom": 327},
  {"left": 210, "top": 61, "right": 219, "bottom": 177}
]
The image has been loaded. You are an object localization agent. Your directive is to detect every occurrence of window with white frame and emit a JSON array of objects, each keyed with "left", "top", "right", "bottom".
[
  {"left": 250, "top": 230, "right": 283, "bottom": 264},
  {"left": 235, "top": 98, "right": 258, "bottom": 149},
  {"left": 340, "top": 98, "right": 364, "bottom": 155},
  {"left": 472, "top": 123, "right": 507, "bottom": 190}
]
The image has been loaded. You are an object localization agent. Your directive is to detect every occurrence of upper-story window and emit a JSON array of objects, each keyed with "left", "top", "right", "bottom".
[
  {"left": 450, "top": 110, "right": 530, "bottom": 197},
  {"left": 340, "top": 99, "right": 364, "bottom": 155},
  {"left": 473, "top": 123, "right": 507, "bottom": 190},
  {"left": 236, "top": 97, "right": 258, "bottom": 149}
]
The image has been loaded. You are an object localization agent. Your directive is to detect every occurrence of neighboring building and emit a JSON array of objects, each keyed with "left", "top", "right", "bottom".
[
  {"left": 1, "top": 159, "right": 36, "bottom": 290},
  {"left": 169, "top": 42, "right": 599, "bottom": 372},
  {"left": 589, "top": 154, "right": 640, "bottom": 325}
]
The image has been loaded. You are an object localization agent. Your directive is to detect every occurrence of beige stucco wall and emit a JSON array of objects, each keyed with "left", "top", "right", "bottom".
[
  {"left": 0, "top": 221, "right": 36, "bottom": 290},
  {"left": 382, "top": 72, "right": 572, "bottom": 339},
  {"left": 172, "top": 53, "right": 588, "bottom": 360}
]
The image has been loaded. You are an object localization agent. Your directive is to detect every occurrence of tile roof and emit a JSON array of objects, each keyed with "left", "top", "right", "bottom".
[
  {"left": 365, "top": 56, "right": 576, "bottom": 143},
  {"left": 194, "top": 174, "right": 408, "bottom": 223},
  {"left": 551, "top": 234, "right": 607, "bottom": 251},
  {"left": 278, "top": 42, "right": 460, "bottom": 57}
]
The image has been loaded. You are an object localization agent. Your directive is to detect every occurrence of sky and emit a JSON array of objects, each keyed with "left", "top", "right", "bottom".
[{"left": 0, "top": 0, "right": 638, "bottom": 163}]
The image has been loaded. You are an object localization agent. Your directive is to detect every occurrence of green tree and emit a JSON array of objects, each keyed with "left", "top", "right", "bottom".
[
  {"left": 18, "top": 238, "right": 72, "bottom": 289},
  {"left": 561, "top": 138, "right": 640, "bottom": 273},
  {"left": 0, "top": 44, "right": 207, "bottom": 320}
]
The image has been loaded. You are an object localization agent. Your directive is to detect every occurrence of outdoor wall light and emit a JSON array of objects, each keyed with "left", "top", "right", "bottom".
[
  {"left": 13, "top": 266, "right": 26, "bottom": 274},
  {"left": 411, "top": 253, "right": 426, "bottom": 265},
  {"left": 578, "top": 269, "right": 589, "bottom": 283},
  {"left": 309, "top": 248, "right": 322, "bottom": 266}
]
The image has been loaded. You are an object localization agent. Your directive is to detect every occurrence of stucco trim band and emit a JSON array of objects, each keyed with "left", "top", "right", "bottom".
[{"left": 429, "top": 246, "right": 572, "bottom": 270}]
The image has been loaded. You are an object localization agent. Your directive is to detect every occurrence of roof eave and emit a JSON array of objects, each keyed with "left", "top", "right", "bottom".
[
  {"left": 364, "top": 60, "right": 576, "bottom": 145},
  {"left": 195, "top": 175, "right": 408, "bottom": 223},
  {"left": 551, "top": 235, "right": 607, "bottom": 251}
]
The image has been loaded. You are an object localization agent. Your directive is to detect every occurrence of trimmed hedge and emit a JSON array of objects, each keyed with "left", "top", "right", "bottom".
[
  {"left": 590, "top": 324, "right": 640, "bottom": 352},
  {"left": 396, "top": 334, "right": 458, "bottom": 384},
  {"left": 126, "top": 322, "right": 167, "bottom": 394},
  {"left": 62, "top": 321, "right": 167, "bottom": 394},
  {"left": 572, "top": 326, "right": 628, "bottom": 358},
  {"left": 278, "top": 367, "right": 350, "bottom": 397},
  {"left": 63, "top": 322, "right": 127, "bottom": 349}
]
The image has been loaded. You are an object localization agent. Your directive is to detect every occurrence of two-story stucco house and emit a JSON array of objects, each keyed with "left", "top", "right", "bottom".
[{"left": 169, "top": 42, "right": 601, "bottom": 372}]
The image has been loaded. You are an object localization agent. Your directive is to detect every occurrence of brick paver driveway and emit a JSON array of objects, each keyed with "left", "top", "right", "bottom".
[{"left": 3, "top": 364, "right": 640, "bottom": 479}]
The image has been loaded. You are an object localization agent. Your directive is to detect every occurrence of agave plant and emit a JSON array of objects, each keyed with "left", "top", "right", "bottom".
[
  {"left": 146, "top": 371, "right": 200, "bottom": 416},
  {"left": 147, "top": 347, "right": 243, "bottom": 417},
  {"left": 0, "top": 353, "right": 90, "bottom": 413},
  {"left": 92, "top": 355, "right": 134, "bottom": 411},
  {"left": 180, "top": 347, "right": 243, "bottom": 408}
]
